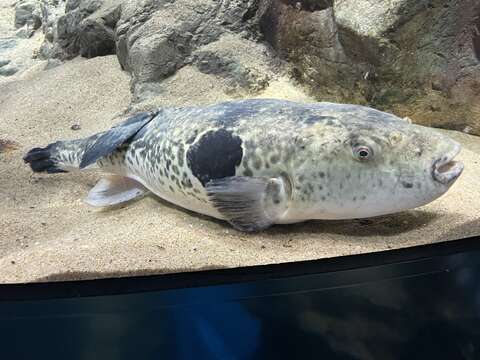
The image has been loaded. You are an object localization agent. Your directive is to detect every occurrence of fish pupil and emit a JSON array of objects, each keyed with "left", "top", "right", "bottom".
[{"left": 354, "top": 145, "right": 372, "bottom": 161}]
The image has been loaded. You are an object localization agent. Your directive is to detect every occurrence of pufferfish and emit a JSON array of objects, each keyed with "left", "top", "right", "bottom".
[{"left": 24, "top": 99, "right": 464, "bottom": 231}]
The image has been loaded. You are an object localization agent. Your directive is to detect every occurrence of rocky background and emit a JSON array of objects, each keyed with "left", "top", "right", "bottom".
[{"left": 1, "top": 0, "right": 479, "bottom": 134}]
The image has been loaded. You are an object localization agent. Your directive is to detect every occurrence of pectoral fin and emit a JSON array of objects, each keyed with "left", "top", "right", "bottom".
[
  {"left": 86, "top": 175, "right": 149, "bottom": 207},
  {"left": 206, "top": 176, "right": 290, "bottom": 232}
]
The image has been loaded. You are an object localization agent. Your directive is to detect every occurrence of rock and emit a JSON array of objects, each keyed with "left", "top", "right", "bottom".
[
  {"left": 75, "top": 0, "right": 122, "bottom": 58},
  {"left": 115, "top": 0, "right": 273, "bottom": 102},
  {"left": 259, "top": 0, "right": 480, "bottom": 135},
  {"left": 14, "top": 0, "right": 42, "bottom": 30},
  {"left": 55, "top": 8, "right": 85, "bottom": 57},
  {"left": 0, "top": 38, "right": 17, "bottom": 51},
  {"left": 34, "top": 0, "right": 66, "bottom": 59},
  {"left": 76, "top": 19, "right": 115, "bottom": 58},
  {"left": 0, "top": 59, "right": 11, "bottom": 67},
  {"left": 39, "top": 1, "right": 66, "bottom": 36},
  {"left": 41, "top": 0, "right": 121, "bottom": 59},
  {"left": 259, "top": 2, "right": 356, "bottom": 100},
  {"left": 66, "top": 0, "right": 82, "bottom": 12},
  {"left": 37, "top": 0, "right": 270, "bottom": 100},
  {"left": 191, "top": 34, "right": 274, "bottom": 92},
  {"left": 44, "top": 58, "right": 63, "bottom": 70},
  {"left": 116, "top": 0, "right": 212, "bottom": 83},
  {"left": 38, "top": 41, "right": 64, "bottom": 59},
  {"left": 0, "top": 66, "right": 18, "bottom": 77},
  {"left": 16, "top": 25, "right": 35, "bottom": 38},
  {"left": 333, "top": 0, "right": 425, "bottom": 39}
]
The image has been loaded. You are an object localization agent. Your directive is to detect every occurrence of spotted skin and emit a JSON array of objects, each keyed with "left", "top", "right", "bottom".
[
  {"left": 25, "top": 99, "right": 463, "bottom": 226},
  {"left": 111, "top": 100, "right": 316, "bottom": 217}
]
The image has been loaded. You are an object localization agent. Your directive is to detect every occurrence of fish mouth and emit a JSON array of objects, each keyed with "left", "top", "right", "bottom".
[{"left": 432, "top": 143, "right": 464, "bottom": 185}]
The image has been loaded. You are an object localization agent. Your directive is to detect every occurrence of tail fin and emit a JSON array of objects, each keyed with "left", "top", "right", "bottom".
[
  {"left": 23, "top": 139, "right": 90, "bottom": 173},
  {"left": 23, "top": 110, "right": 158, "bottom": 174}
]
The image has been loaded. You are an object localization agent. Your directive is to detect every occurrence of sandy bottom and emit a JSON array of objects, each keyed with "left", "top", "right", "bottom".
[{"left": 0, "top": 56, "right": 479, "bottom": 284}]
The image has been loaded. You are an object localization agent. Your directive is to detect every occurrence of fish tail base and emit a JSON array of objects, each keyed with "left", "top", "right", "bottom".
[{"left": 23, "top": 143, "right": 68, "bottom": 173}]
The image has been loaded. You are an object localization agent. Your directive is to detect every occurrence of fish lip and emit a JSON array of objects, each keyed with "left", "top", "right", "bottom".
[{"left": 432, "top": 143, "right": 464, "bottom": 185}]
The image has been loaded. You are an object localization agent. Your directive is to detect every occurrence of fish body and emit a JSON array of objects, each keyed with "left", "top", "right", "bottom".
[{"left": 24, "top": 99, "right": 464, "bottom": 231}]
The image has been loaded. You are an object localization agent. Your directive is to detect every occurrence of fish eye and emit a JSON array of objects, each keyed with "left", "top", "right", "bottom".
[{"left": 353, "top": 145, "right": 373, "bottom": 161}]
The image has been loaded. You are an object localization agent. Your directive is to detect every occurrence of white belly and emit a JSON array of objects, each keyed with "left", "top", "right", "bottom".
[{"left": 127, "top": 173, "right": 224, "bottom": 220}]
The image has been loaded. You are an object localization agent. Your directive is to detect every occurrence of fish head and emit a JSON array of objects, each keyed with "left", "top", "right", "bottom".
[{"left": 291, "top": 113, "right": 464, "bottom": 220}]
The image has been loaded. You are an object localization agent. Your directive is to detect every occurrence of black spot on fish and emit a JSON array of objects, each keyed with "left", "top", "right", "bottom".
[
  {"left": 172, "top": 164, "right": 179, "bottom": 175},
  {"left": 252, "top": 156, "right": 262, "bottom": 170},
  {"left": 169, "top": 185, "right": 175, "bottom": 193},
  {"left": 187, "top": 128, "right": 243, "bottom": 186},
  {"left": 307, "top": 183, "right": 314, "bottom": 193},
  {"left": 402, "top": 181, "right": 414, "bottom": 189},
  {"left": 303, "top": 115, "right": 337, "bottom": 125},
  {"left": 177, "top": 145, "right": 185, "bottom": 167},
  {"left": 321, "top": 196, "right": 326, "bottom": 201},
  {"left": 319, "top": 172, "right": 325, "bottom": 178},
  {"left": 165, "top": 159, "right": 171, "bottom": 172},
  {"left": 283, "top": 149, "right": 294, "bottom": 163},
  {"left": 243, "top": 168, "right": 253, "bottom": 177},
  {"left": 183, "top": 178, "right": 193, "bottom": 188},
  {"left": 318, "top": 185, "right": 323, "bottom": 191},
  {"left": 270, "top": 154, "right": 280, "bottom": 164}
]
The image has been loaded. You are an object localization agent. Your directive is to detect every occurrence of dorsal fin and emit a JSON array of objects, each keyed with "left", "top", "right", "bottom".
[{"left": 79, "top": 111, "right": 158, "bottom": 169}]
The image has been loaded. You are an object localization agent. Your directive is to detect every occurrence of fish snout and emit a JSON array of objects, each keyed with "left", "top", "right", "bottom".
[{"left": 432, "top": 143, "right": 464, "bottom": 185}]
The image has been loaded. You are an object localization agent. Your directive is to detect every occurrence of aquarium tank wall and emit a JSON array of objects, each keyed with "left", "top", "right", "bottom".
[{"left": 0, "top": 0, "right": 479, "bottom": 283}]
